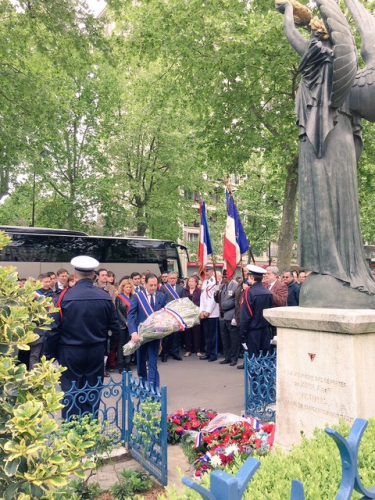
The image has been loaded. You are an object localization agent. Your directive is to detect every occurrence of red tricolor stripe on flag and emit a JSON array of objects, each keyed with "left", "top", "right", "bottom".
[
  {"left": 223, "top": 189, "right": 249, "bottom": 281},
  {"left": 223, "top": 214, "right": 238, "bottom": 280}
]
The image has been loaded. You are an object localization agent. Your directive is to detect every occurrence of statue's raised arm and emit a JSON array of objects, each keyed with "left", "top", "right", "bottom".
[
  {"left": 276, "top": 0, "right": 375, "bottom": 308},
  {"left": 345, "top": 0, "right": 375, "bottom": 122}
]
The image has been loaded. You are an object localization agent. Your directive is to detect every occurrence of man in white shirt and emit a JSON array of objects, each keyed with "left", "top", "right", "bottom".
[{"left": 199, "top": 266, "right": 222, "bottom": 362}]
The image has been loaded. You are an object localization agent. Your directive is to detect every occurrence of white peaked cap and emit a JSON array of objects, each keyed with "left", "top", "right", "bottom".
[
  {"left": 246, "top": 264, "right": 267, "bottom": 276},
  {"left": 71, "top": 255, "right": 99, "bottom": 271}
]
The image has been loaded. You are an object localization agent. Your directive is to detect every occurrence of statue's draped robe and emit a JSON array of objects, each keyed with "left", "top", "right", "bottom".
[{"left": 296, "top": 37, "right": 375, "bottom": 293}]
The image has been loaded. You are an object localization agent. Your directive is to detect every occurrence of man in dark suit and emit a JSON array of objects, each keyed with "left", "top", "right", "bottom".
[
  {"left": 128, "top": 273, "right": 166, "bottom": 389},
  {"left": 54, "top": 268, "right": 69, "bottom": 297},
  {"left": 160, "top": 272, "right": 185, "bottom": 361},
  {"left": 131, "top": 272, "right": 144, "bottom": 293},
  {"left": 282, "top": 270, "right": 300, "bottom": 306},
  {"left": 239, "top": 265, "right": 273, "bottom": 362}
]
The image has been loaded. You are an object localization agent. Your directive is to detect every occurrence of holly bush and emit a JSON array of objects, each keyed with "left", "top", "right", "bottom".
[{"left": 0, "top": 231, "right": 100, "bottom": 499}]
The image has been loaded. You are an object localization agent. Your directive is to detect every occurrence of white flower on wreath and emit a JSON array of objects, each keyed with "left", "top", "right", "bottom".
[
  {"left": 210, "top": 455, "right": 222, "bottom": 468},
  {"left": 224, "top": 444, "right": 239, "bottom": 455}
]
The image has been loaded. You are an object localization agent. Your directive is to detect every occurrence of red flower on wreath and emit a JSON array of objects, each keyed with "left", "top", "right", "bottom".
[
  {"left": 175, "top": 426, "right": 184, "bottom": 433},
  {"left": 222, "top": 434, "right": 231, "bottom": 444},
  {"left": 241, "top": 430, "right": 254, "bottom": 441},
  {"left": 262, "top": 423, "right": 274, "bottom": 434},
  {"left": 254, "top": 438, "right": 262, "bottom": 448},
  {"left": 203, "top": 435, "right": 213, "bottom": 444}
]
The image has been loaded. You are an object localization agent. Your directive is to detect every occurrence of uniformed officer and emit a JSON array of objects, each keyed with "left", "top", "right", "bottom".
[
  {"left": 44, "top": 256, "right": 119, "bottom": 419},
  {"left": 238, "top": 264, "right": 273, "bottom": 369}
]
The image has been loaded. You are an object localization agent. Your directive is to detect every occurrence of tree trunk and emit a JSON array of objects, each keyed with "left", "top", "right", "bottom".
[
  {"left": 66, "top": 183, "right": 76, "bottom": 230},
  {"left": 277, "top": 154, "right": 298, "bottom": 272},
  {"left": 0, "top": 166, "right": 9, "bottom": 200},
  {"left": 135, "top": 205, "right": 147, "bottom": 236}
]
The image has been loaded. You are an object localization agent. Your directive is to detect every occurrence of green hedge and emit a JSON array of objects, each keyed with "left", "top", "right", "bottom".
[{"left": 162, "top": 419, "right": 375, "bottom": 499}]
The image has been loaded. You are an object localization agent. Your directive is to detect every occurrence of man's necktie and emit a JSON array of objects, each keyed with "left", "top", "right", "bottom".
[{"left": 150, "top": 294, "right": 155, "bottom": 309}]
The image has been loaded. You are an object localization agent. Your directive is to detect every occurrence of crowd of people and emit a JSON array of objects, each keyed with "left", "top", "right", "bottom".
[
  {"left": 19, "top": 262, "right": 308, "bottom": 381},
  {"left": 13, "top": 258, "right": 310, "bottom": 418}
]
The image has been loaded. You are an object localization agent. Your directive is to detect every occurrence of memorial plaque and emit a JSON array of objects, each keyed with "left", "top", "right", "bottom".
[{"left": 264, "top": 307, "right": 375, "bottom": 450}]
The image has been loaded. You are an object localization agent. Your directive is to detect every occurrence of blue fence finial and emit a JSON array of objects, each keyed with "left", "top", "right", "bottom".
[
  {"left": 182, "top": 456, "right": 260, "bottom": 500},
  {"left": 291, "top": 480, "right": 305, "bottom": 499},
  {"left": 325, "top": 418, "right": 375, "bottom": 499}
]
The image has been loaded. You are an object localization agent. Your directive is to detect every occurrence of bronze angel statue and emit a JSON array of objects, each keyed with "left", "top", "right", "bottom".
[{"left": 277, "top": 0, "right": 375, "bottom": 308}]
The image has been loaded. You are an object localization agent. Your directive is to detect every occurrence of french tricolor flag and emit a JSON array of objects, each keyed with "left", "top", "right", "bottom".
[
  {"left": 198, "top": 202, "right": 213, "bottom": 279},
  {"left": 223, "top": 189, "right": 249, "bottom": 280}
]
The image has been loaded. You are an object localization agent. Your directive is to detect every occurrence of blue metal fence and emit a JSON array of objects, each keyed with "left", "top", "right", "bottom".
[
  {"left": 61, "top": 372, "right": 168, "bottom": 485},
  {"left": 128, "top": 377, "right": 168, "bottom": 485},
  {"left": 244, "top": 349, "right": 276, "bottom": 421}
]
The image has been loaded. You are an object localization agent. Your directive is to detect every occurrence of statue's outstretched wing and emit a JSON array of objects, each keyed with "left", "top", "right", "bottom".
[
  {"left": 345, "top": 0, "right": 375, "bottom": 122},
  {"left": 345, "top": 0, "right": 375, "bottom": 68},
  {"left": 316, "top": 0, "right": 358, "bottom": 109}
]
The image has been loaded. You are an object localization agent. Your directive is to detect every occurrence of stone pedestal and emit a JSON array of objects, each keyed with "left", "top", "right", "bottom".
[{"left": 263, "top": 307, "right": 375, "bottom": 450}]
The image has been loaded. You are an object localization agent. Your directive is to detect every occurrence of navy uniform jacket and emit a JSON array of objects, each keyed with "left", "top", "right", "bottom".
[
  {"left": 240, "top": 282, "right": 273, "bottom": 343},
  {"left": 160, "top": 283, "right": 185, "bottom": 304},
  {"left": 44, "top": 279, "right": 119, "bottom": 358}
]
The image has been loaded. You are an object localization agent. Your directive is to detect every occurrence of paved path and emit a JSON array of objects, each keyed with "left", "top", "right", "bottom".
[
  {"left": 159, "top": 350, "right": 246, "bottom": 488},
  {"left": 158, "top": 350, "right": 245, "bottom": 415},
  {"left": 97, "top": 350, "right": 246, "bottom": 490},
  {"left": 107, "top": 350, "right": 245, "bottom": 415}
]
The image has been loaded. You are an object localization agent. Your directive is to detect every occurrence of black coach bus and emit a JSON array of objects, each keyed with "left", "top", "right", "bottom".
[{"left": 0, "top": 226, "right": 187, "bottom": 278}]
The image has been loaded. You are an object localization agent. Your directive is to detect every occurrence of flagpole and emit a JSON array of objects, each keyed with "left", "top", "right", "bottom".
[
  {"left": 225, "top": 177, "right": 233, "bottom": 197},
  {"left": 212, "top": 254, "right": 218, "bottom": 284},
  {"left": 249, "top": 247, "right": 256, "bottom": 265}
]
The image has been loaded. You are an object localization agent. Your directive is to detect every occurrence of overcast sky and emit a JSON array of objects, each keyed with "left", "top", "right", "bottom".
[{"left": 87, "top": 0, "right": 106, "bottom": 16}]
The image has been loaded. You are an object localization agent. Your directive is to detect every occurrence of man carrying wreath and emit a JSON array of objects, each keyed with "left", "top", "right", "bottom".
[{"left": 128, "top": 273, "right": 166, "bottom": 389}]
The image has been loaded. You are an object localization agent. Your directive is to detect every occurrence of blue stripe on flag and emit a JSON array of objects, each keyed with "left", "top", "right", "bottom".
[
  {"left": 201, "top": 202, "right": 213, "bottom": 256},
  {"left": 226, "top": 190, "right": 249, "bottom": 254}
]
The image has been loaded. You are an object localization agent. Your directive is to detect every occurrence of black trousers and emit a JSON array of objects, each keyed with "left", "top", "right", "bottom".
[
  {"left": 59, "top": 343, "right": 105, "bottom": 420},
  {"left": 220, "top": 319, "right": 240, "bottom": 362},
  {"left": 162, "top": 331, "right": 180, "bottom": 357},
  {"left": 201, "top": 317, "right": 218, "bottom": 360},
  {"left": 245, "top": 327, "right": 271, "bottom": 359}
]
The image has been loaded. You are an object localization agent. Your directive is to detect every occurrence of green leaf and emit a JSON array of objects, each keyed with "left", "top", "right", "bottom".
[
  {"left": 47, "top": 475, "right": 68, "bottom": 487},
  {"left": 5, "top": 482, "right": 21, "bottom": 500},
  {"left": 4, "top": 457, "right": 20, "bottom": 477}
]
